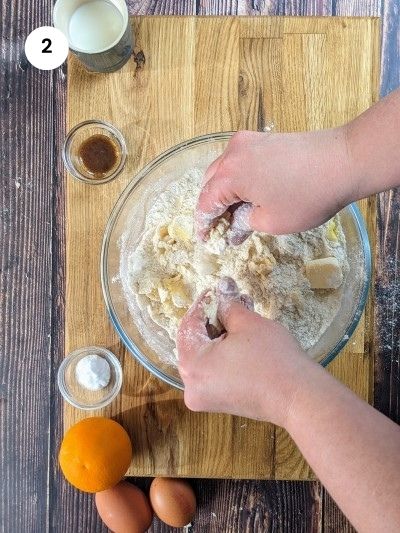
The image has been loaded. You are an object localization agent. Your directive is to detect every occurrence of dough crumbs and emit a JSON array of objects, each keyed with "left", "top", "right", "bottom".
[{"left": 126, "top": 169, "right": 349, "bottom": 365}]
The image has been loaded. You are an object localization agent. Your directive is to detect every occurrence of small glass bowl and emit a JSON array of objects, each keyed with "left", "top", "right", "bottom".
[
  {"left": 62, "top": 120, "right": 127, "bottom": 184},
  {"left": 58, "top": 346, "right": 123, "bottom": 410}
]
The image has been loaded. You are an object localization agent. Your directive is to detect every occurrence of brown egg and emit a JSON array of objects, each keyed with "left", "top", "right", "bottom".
[
  {"left": 149, "top": 477, "right": 196, "bottom": 527},
  {"left": 95, "top": 481, "right": 153, "bottom": 533}
]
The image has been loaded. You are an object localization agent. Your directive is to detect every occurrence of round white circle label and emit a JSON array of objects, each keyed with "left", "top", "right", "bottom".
[{"left": 25, "top": 26, "right": 69, "bottom": 70}]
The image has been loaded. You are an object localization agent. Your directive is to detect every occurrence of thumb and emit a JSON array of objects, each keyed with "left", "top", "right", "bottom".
[{"left": 195, "top": 175, "right": 241, "bottom": 241}]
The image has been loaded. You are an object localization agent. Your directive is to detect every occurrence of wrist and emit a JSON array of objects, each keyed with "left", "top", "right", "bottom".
[
  {"left": 260, "top": 347, "right": 319, "bottom": 429},
  {"left": 322, "top": 125, "right": 361, "bottom": 209},
  {"left": 341, "top": 121, "right": 368, "bottom": 201},
  {"left": 284, "top": 358, "right": 350, "bottom": 439},
  {"left": 280, "top": 354, "right": 329, "bottom": 432}
]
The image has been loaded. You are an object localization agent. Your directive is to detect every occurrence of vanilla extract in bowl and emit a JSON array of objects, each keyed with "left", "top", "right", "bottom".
[
  {"left": 62, "top": 120, "right": 127, "bottom": 185},
  {"left": 78, "top": 134, "right": 119, "bottom": 178}
]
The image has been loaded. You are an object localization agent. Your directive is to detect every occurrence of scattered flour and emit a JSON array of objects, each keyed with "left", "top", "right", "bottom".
[{"left": 126, "top": 169, "right": 349, "bottom": 365}]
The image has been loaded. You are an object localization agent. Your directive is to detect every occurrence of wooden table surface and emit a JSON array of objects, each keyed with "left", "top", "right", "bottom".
[{"left": 1, "top": 1, "right": 399, "bottom": 532}]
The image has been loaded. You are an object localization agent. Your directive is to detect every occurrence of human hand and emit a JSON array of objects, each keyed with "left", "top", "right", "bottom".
[
  {"left": 177, "top": 278, "right": 313, "bottom": 427},
  {"left": 196, "top": 128, "right": 355, "bottom": 242}
]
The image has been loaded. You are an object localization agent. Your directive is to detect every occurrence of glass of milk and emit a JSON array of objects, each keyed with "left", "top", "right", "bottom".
[{"left": 53, "top": 0, "right": 133, "bottom": 73}]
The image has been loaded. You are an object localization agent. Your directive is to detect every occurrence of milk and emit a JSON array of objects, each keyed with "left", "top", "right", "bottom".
[{"left": 68, "top": 0, "right": 124, "bottom": 52}]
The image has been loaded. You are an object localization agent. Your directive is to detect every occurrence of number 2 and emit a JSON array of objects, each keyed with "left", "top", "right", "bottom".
[{"left": 42, "top": 38, "right": 52, "bottom": 53}]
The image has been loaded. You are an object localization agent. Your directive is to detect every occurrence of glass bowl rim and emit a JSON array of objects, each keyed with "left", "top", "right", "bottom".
[
  {"left": 101, "top": 131, "right": 372, "bottom": 391},
  {"left": 62, "top": 119, "right": 127, "bottom": 185},
  {"left": 57, "top": 345, "right": 123, "bottom": 409},
  {"left": 53, "top": 0, "right": 129, "bottom": 55}
]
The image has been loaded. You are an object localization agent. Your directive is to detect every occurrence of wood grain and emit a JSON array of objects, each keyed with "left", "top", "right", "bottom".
[
  {"left": 234, "top": 0, "right": 381, "bottom": 16},
  {"left": 374, "top": 0, "right": 400, "bottom": 426},
  {"left": 128, "top": 0, "right": 196, "bottom": 15},
  {"left": 322, "top": 488, "right": 356, "bottom": 533},
  {"left": 2, "top": 0, "right": 400, "bottom": 532},
  {"left": 0, "top": 1, "right": 64, "bottom": 530},
  {"left": 65, "top": 16, "right": 275, "bottom": 481},
  {"left": 65, "top": 16, "right": 379, "bottom": 483}
]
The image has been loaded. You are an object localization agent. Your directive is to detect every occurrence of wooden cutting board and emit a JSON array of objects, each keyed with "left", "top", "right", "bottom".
[{"left": 65, "top": 16, "right": 379, "bottom": 479}]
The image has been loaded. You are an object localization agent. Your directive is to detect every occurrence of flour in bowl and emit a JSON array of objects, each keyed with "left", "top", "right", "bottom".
[{"left": 126, "top": 169, "right": 349, "bottom": 364}]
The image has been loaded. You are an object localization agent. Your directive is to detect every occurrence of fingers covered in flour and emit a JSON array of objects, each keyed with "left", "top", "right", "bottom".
[
  {"left": 195, "top": 176, "right": 242, "bottom": 241},
  {"left": 216, "top": 277, "right": 254, "bottom": 331},
  {"left": 227, "top": 202, "right": 253, "bottom": 245},
  {"left": 177, "top": 290, "right": 213, "bottom": 359},
  {"left": 178, "top": 278, "right": 254, "bottom": 359}
]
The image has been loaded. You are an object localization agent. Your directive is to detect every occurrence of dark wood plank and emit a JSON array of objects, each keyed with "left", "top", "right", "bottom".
[
  {"left": 129, "top": 0, "right": 381, "bottom": 16},
  {"left": 135, "top": 479, "right": 322, "bottom": 532},
  {"left": 334, "top": 1, "right": 380, "bottom": 16},
  {"left": 374, "top": 0, "right": 400, "bottom": 427},
  {"left": 1, "top": 0, "right": 399, "bottom": 532},
  {"left": 198, "top": 0, "right": 239, "bottom": 15},
  {"left": 190, "top": 480, "right": 322, "bottom": 532},
  {"left": 126, "top": 0, "right": 196, "bottom": 14},
  {"left": 0, "top": 1, "right": 62, "bottom": 531},
  {"left": 48, "top": 62, "right": 72, "bottom": 532},
  {"left": 322, "top": 489, "right": 356, "bottom": 533},
  {"left": 374, "top": 188, "right": 400, "bottom": 423},
  {"left": 51, "top": 477, "right": 322, "bottom": 532},
  {"left": 235, "top": 0, "right": 380, "bottom": 16}
]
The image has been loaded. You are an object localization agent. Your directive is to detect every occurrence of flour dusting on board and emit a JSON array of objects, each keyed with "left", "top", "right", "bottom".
[{"left": 120, "top": 169, "right": 349, "bottom": 366}]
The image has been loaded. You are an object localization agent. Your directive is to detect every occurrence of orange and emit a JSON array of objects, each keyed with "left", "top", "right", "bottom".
[{"left": 59, "top": 417, "right": 132, "bottom": 493}]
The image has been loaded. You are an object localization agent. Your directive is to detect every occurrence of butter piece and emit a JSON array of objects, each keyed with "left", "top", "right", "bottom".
[
  {"left": 167, "top": 215, "right": 193, "bottom": 242},
  {"left": 326, "top": 219, "right": 339, "bottom": 241},
  {"left": 305, "top": 257, "right": 343, "bottom": 289},
  {"left": 163, "top": 276, "right": 190, "bottom": 308}
]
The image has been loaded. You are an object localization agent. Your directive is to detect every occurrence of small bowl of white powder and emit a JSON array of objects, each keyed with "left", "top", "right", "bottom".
[{"left": 57, "top": 346, "right": 123, "bottom": 410}]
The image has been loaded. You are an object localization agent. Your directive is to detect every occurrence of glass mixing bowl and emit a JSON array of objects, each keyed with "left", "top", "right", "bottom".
[{"left": 101, "top": 132, "right": 371, "bottom": 391}]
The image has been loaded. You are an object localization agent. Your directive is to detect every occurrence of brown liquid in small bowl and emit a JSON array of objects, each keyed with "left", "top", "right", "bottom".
[{"left": 78, "top": 134, "right": 118, "bottom": 178}]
